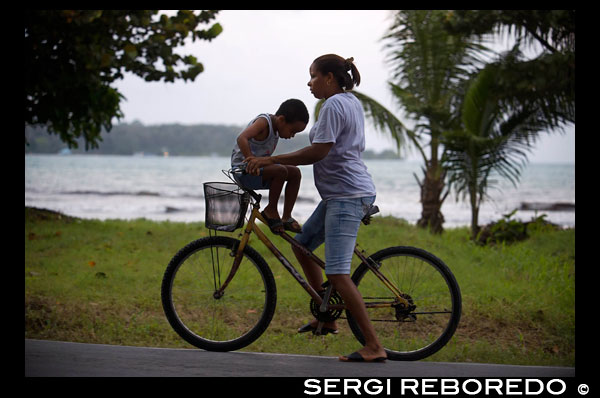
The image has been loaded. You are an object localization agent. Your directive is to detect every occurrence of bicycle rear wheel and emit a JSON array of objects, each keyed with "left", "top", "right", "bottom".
[
  {"left": 161, "top": 236, "right": 277, "bottom": 352},
  {"left": 348, "top": 246, "right": 461, "bottom": 361}
]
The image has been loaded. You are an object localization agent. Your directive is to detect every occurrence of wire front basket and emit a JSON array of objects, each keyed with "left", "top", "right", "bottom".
[{"left": 204, "top": 182, "right": 250, "bottom": 232}]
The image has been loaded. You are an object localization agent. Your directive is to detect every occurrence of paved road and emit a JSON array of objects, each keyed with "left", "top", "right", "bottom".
[{"left": 25, "top": 339, "right": 574, "bottom": 377}]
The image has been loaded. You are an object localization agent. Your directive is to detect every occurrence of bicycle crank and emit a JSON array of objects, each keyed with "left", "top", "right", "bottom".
[{"left": 310, "top": 284, "right": 343, "bottom": 323}]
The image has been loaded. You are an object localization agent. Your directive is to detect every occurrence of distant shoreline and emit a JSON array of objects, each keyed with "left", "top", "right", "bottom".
[
  {"left": 24, "top": 152, "right": 575, "bottom": 165},
  {"left": 25, "top": 156, "right": 575, "bottom": 229}
]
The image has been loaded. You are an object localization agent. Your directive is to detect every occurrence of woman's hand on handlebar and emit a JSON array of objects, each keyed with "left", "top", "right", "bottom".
[
  {"left": 231, "top": 164, "right": 247, "bottom": 174},
  {"left": 244, "top": 156, "right": 274, "bottom": 176}
]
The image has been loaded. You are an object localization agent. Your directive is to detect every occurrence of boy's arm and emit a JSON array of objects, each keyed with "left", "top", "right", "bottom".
[{"left": 237, "top": 118, "right": 269, "bottom": 159}]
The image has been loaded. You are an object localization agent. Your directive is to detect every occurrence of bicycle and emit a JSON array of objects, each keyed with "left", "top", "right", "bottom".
[{"left": 161, "top": 166, "right": 461, "bottom": 361}]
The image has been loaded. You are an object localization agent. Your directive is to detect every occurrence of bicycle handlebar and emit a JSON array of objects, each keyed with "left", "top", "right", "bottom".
[{"left": 230, "top": 164, "right": 247, "bottom": 175}]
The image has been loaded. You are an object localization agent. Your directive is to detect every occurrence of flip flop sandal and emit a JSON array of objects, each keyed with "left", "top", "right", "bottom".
[
  {"left": 339, "top": 351, "right": 387, "bottom": 362},
  {"left": 283, "top": 217, "right": 302, "bottom": 233},
  {"left": 260, "top": 211, "right": 283, "bottom": 233},
  {"left": 297, "top": 322, "right": 338, "bottom": 335}
]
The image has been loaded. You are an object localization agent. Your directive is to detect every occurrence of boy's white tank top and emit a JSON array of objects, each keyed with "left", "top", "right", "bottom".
[{"left": 231, "top": 113, "right": 279, "bottom": 166}]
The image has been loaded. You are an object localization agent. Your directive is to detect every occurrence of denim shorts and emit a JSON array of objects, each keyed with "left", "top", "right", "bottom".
[
  {"left": 233, "top": 168, "right": 270, "bottom": 190},
  {"left": 294, "top": 195, "right": 376, "bottom": 275}
]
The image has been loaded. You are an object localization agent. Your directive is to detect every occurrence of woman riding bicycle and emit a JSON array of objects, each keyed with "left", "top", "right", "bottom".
[{"left": 245, "top": 54, "right": 386, "bottom": 363}]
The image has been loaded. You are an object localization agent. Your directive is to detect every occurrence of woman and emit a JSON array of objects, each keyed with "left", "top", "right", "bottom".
[{"left": 246, "top": 54, "right": 386, "bottom": 362}]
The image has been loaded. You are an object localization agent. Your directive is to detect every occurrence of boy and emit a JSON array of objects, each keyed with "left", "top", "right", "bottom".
[{"left": 231, "top": 99, "right": 308, "bottom": 233}]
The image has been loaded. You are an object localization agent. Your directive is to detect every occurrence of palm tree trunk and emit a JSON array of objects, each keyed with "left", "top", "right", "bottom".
[
  {"left": 469, "top": 185, "right": 480, "bottom": 240},
  {"left": 415, "top": 161, "right": 447, "bottom": 234}
]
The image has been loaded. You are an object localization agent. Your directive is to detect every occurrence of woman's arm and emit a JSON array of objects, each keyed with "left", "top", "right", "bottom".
[{"left": 245, "top": 142, "right": 333, "bottom": 175}]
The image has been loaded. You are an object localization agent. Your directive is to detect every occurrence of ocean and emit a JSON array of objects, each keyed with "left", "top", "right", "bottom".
[{"left": 25, "top": 154, "right": 575, "bottom": 229}]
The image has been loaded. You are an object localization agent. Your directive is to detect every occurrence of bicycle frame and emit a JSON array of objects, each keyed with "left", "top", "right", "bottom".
[{"left": 214, "top": 199, "right": 411, "bottom": 311}]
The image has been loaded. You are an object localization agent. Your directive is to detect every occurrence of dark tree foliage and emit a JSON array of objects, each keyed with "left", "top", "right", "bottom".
[
  {"left": 443, "top": 10, "right": 575, "bottom": 128},
  {"left": 25, "top": 10, "right": 222, "bottom": 149}
]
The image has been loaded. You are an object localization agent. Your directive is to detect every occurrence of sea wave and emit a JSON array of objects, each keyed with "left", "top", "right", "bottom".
[
  {"left": 59, "top": 189, "right": 318, "bottom": 203},
  {"left": 62, "top": 190, "right": 165, "bottom": 197},
  {"left": 25, "top": 154, "right": 575, "bottom": 227}
]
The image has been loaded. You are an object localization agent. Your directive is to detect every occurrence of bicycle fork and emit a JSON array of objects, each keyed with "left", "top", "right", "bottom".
[{"left": 211, "top": 211, "right": 255, "bottom": 299}]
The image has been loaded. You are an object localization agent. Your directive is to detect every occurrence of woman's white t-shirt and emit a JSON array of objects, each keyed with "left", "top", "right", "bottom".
[{"left": 309, "top": 92, "right": 376, "bottom": 200}]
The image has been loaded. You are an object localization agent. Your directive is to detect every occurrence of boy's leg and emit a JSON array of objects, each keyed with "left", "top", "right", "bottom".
[
  {"left": 282, "top": 165, "right": 301, "bottom": 220},
  {"left": 260, "top": 164, "right": 287, "bottom": 222}
]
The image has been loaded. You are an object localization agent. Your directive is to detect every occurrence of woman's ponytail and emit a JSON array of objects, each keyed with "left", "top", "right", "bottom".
[
  {"left": 313, "top": 54, "right": 361, "bottom": 90},
  {"left": 344, "top": 57, "right": 361, "bottom": 89}
]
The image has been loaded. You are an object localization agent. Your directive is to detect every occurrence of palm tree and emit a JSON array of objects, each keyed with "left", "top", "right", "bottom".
[
  {"left": 353, "top": 10, "right": 489, "bottom": 233},
  {"left": 443, "top": 10, "right": 575, "bottom": 128},
  {"left": 442, "top": 64, "right": 549, "bottom": 240}
]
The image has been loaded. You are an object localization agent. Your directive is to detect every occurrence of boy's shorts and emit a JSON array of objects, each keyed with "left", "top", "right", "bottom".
[
  {"left": 294, "top": 195, "right": 376, "bottom": 275},
  {"left": 233, "top": 168, "right": 270, "bottom": 190}
]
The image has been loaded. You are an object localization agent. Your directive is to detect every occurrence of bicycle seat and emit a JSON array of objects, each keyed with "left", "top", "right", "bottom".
[
  {"left": 226, "top": 165, "right": 262, "bottom": 203},
  {"left": 361, "top": 205, "right": 380, "bottom": 225}
]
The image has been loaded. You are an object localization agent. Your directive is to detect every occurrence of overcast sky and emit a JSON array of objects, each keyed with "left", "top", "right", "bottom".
[{"left": 113, "top": 10, "right": 574, "bottom": 163}]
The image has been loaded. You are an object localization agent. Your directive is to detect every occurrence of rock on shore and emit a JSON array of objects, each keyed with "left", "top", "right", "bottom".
[{"left": 519, "top": 202, "right": 575, "bottom": 212}]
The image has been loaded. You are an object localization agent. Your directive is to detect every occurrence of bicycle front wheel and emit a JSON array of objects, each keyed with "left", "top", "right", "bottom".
[
  {"left": 348, "top": 246, "right": 461, "bottom": 361},
  {"left": 161, "top": 236, "right": 277, "bottom": 352}
]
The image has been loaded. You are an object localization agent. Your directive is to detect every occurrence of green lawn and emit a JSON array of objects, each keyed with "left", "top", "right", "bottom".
[{"left": 25, "top": 207, "right": 574, "bottom": 366}]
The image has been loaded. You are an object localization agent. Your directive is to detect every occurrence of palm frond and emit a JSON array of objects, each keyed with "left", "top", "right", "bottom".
[
  {"left": 384, "top": 10, "right": 491, "bottom": 106},
  {"left": 442, "top": 62, "right": 543, "bottom": 211},
  {"left": 461, "top": 66, "right": 499, "bottom": 136},
  {"left": 313, "top": 91, "right": 423, "bottom": 160},
  {"left": 314, "top": 98, "right": 325, "bottom": 121},
  {"left": 353, "top": 91, "right": 422, "bottom": 159}
]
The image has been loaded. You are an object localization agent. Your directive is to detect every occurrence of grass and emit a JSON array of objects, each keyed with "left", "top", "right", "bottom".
[{"left": 25, "top": 207, "right": 575, "bottom": 366}]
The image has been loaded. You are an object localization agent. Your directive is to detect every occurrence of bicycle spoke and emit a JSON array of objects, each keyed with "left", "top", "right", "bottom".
[
  {"left": 349, "top": 246, "right": 461, "bottom": 360},
  {"left": 162, "top": 237, "right": 276, "bottom": 352}
]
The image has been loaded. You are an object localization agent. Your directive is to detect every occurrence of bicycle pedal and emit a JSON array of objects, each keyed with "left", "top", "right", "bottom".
[{"left": 313, "top": 321, "right": 325, "bottom": 335}]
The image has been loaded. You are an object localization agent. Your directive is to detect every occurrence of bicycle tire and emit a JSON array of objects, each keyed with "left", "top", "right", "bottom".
[
  {"left": 161, "top": 236, "right": 277, "bottom": 352},
  {"left": 347, "top": 246, "right": 461, "bottom": 361}
]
